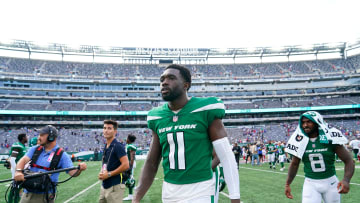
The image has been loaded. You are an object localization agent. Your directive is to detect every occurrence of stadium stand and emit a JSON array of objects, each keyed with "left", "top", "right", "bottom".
[
  {"left": 1, "top": 41, "right": 360, "bottom": 157},
  {"left": 1, "top": 55, "right": 359, "bottom": 79},
  {"left": 1, "top": 120, "right": 359, "bottom": 154}
]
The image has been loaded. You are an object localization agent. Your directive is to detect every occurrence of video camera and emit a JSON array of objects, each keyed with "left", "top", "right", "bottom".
[{"left": 1, "top": 158, "right": 10, "bottom": 169}]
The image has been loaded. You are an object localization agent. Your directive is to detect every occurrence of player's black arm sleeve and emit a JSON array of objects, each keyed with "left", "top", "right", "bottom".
[
  {"left": 286, "top": 156, "right": 300, "bottom": 185},
  {"left": 335, "top": 145, "right": 355, "bottom": 183},
  {"left": 134, "top": 130, "right": 162, "bottom": 201}
]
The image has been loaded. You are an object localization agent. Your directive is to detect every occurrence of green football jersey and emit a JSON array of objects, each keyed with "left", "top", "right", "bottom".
[
  {"left": 126, "top": 143, "right": 137, "bottom": 162},
  {"left": 266, "top": 144, "right": 276, "bottom": 154},
  {"left": 278, "top": 145, "right": 285, "bottom": 155},
  {"left": 9, "top": 142, "right": 26, "bottom": 163},
  {"left": 147, "top": 97, "right": 225, "bottom": 184},
  {"left": 302, "top": 137, "right": 337, "bottom": 179}
]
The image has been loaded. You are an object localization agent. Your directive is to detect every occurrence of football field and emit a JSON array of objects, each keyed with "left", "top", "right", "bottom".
[{"left": 0, "top": 160, "right": 359, "bottom": 203}]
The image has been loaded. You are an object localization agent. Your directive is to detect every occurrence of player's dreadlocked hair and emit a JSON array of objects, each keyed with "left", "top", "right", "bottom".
[{"left": 165, "top": 64, "right": 192, "bottom": 90}]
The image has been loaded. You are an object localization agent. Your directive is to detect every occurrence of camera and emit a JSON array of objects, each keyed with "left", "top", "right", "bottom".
[{"left": 2, "top": 158, "right": 11, "bottom": 169}]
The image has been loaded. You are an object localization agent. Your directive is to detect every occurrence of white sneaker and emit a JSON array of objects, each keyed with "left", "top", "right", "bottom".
[
  {"left": 123, "top": 196, "right": 133, "bottom": 201},
  {"left": 280, "top": 168, "right": 284, "bottom": 171}
]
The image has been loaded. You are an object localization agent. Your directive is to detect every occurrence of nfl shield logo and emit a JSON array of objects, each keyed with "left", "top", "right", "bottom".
[
  {"left": 312, "top": 144, "right": 316, "bottom": 148},
  {"left": 173, "top": 116, "right": 178, "bottom": 122}
]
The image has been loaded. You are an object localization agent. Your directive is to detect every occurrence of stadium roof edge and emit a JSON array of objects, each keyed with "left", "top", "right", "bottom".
[{"left": 0, "top": 39, "right": 359, "bottom": 64}]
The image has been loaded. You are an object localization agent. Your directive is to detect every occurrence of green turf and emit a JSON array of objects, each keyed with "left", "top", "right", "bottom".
[{"left": 0, "top": 160, "right": 359, "bottom": 202}]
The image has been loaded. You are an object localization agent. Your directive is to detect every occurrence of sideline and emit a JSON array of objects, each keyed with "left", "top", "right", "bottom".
[
  {"left": 63, "top": 181, "right": 100, "bottom": 203},
  {"left": 239, "top": 166, "right": 360, "bottom": 186}
]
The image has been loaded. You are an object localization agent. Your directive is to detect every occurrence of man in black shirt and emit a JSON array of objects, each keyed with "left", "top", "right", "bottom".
[
  {"left": 98, "top": 120, "right": 129, "bottom": 203},
  {"left": 232, "top": 143, "right": 241, "bottom": 169}
]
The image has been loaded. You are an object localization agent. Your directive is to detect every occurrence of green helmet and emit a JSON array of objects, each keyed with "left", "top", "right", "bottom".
[{"left": 29, "top": 137, "right": 38, "bottom": 147}]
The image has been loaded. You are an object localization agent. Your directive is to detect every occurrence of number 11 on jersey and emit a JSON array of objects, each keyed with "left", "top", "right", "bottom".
[{"left": 167, "top": 132, "right": 186, "bottom": 170}]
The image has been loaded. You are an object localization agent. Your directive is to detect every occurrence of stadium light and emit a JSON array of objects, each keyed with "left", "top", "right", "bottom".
[
  {"left": 270, "top": 46, "right": 284, "bottom": 52},
  {"left": 102, "top": 46, "right": 112, "bottom": 52},
  {"left": 218, "top": 47, "right": 229, "bottom": 53},
  {"left": 247, "top": 47, "right": 257, "bottom": 53},
  {"left": 35, "top": 40, "right": 50, "bottom": 48},
  {"left": 300, "top": 44, "right": 314, "bottom": 50},
  {"left": 0, "top": 38, "right": 14, "bottom": 45},
  {"left": 60, "top": 42, "right": 81, "bottom": 51},
  {"left": 326, "top": 42, "right": 343, "bottom": 49}
]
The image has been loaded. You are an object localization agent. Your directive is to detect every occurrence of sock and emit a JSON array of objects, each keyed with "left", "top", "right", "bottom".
[{"left": 281, "top": 162, "right": 284, "bottom": 168}]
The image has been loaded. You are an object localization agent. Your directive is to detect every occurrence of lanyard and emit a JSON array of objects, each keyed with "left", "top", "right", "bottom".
[{"left": 102, "top": 144, "right": 115, "bottom": 167}]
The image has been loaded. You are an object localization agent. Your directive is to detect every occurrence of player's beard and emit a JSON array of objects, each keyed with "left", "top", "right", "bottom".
[
  {"left": 303, "top": 126, "right": 318, "bottom": 137},
  {"left": 162, "top": 86, "right": 183, "bottom": 101}
]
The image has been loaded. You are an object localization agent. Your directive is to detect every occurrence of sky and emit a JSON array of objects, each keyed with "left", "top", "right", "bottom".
[{"left": 0, "top": 0, "right": 359, "bottom": 49}]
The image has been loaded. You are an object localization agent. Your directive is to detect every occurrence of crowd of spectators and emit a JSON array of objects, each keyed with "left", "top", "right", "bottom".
[
  {"left": 0, "top": 101, "right": 157, "bottom": 111},
  {"left": 1, "top": 95, "right": 359, "bottom": 112},
  {"left": 0, "top": 127, "right": 152, "bottom": 154},
  {"left": 7, "top": 102, "right": 48, "bottom": 111},
  {"left": 119, "top": 103, "right": 153, "bottom": 111},
  {"left": 2, "top": 120, "right": 358, "bottom": 154},
  {"left": 85, "top": 104, "right": 120, "bottom": 111},
  {"left": 1, "top": 55, "right": 359, "bottom": 79},
  {"left": 47, "top": 102, "right": 84, "bottom": 111},
  {"left": 224, "top": 95, "right": 360, "bottom": 110}
]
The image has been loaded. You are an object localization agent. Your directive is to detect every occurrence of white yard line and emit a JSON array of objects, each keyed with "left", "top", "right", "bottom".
[
  {"left": 220, "top": 192, "right": 244, "bottom": 203},
  {"left": 63, "top": 181, "right": 100, "bottom": 203},
  {"left": 220, "top": 191, "right": 230, "bottom": 198}
]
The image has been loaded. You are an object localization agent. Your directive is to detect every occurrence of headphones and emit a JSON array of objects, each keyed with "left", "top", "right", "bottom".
[{"left": 47, "top": 125, "right": 58, "bottom": 142}]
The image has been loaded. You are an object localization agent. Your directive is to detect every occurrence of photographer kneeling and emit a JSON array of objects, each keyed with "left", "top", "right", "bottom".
[{"left": 14, "top": 125, "right": 87, "bottom": 203}]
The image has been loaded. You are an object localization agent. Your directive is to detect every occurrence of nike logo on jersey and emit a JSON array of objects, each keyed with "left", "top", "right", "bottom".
[
  {"left": 305, "top": 148, "right": 328, "bottom": 153},
  {"left": 158, "top": 124, "right": 197, "bottom": 133},
  {"left": 331, "top": 181, "right": 336, "bottom": 185}
]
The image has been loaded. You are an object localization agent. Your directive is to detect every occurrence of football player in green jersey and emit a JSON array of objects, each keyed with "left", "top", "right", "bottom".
[
  {"left": 277, "top": 142, "right": 287, "bottom": 171},
  {"left": 285, "top": 112, "right": 354, "bottom": 203},
  {"left": 9, "top": 134, "right": 28, "bottom": 178},
  {"left": 123, "top": 134, "right": 137, "bottom": 201},
  {"left": 266, "top": 141, "right": 277, "bottom": 169},
  {"left": 134, "top": 65, "right": 240, "bottom": 203},
  {"left": 8, "top": 133, "right": 28, "bottom": 203}
]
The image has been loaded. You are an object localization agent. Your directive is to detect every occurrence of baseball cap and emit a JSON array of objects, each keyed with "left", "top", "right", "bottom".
[{"left": 38, "top": 125, "right": 58, "bottom": 136}]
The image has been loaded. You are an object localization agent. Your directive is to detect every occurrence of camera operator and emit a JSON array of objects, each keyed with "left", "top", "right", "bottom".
[{"left": 14, "top": 125, "right": 87, "bottom": 203}]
